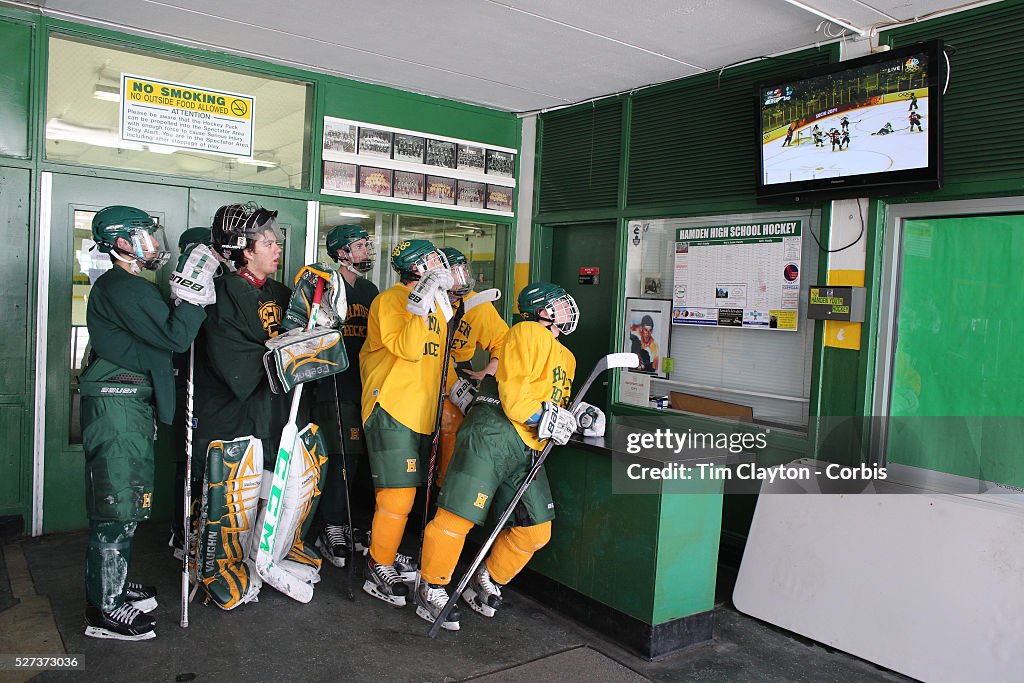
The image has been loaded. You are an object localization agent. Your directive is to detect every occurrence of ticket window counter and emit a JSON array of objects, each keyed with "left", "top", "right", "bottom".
[{"left": 38, "top": 173, "right": 307, "bottom": 534}]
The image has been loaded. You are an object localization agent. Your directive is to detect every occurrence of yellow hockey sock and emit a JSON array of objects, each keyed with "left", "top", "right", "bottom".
[
  {"left": 368, "top": 487, "right": 416, "bottom": 566},
  {"left": 486, "top": 522, "right": 551, "bottom": 585},
  {"left": 421, "top": 508, "right": 474, "bottom": 585}
]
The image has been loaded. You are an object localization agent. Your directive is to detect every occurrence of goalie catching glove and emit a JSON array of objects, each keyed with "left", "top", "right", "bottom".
[
  {"left": 536, "top": 401, "right": 578, "bottom": 446},
  {"left": 284, "top": 264, "right": 347, "bottom": 331},
  {"left": 169, "top": 243, "right": 219, "bottom": 307},
  {"left": 407, "top": 268, "right": 455, "bottom": 319},
  {"left": 449, "top": 377, "right": 478, "bottom": 415},
  {"left": 572, "top": 402, "right": 606, "bottom": 438},
  {"left": 263, "top": 327, "right": 349, "bottom": 394}
]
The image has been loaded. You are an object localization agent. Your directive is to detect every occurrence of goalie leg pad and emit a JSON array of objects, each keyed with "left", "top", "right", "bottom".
[
  {"left": 252, "top": 424, "right": 328, "bottom": 587},
  {"left": 198, "top": 437, "right": 264, "bottom": 610}
]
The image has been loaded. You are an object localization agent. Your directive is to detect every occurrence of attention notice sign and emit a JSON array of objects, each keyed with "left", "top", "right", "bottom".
[{"left": 120, "top": 74, "right": 254, "bottom": 157}]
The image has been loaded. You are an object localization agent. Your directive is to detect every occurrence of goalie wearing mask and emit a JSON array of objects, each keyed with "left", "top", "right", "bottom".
[
  {"left": 416, "top": 282, "right": 606, "bottom": 632},
  {"left": 81, "top": 206, "right": 216, "bottom": 640},
  {"left": 191, "top": 202, "right": 306, "bottom": 609}
]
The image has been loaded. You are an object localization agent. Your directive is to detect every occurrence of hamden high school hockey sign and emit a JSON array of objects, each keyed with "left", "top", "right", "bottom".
[{"left": 120, "top": 74, "right": 255, "bottom": 158}]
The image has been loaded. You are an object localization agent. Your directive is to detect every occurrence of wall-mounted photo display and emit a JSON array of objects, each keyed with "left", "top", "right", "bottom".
[
  {"left": 485, "top": 184, "right": 513, "bottom": 212},
  {"left": 425, "top": 139, "right": 457, "bottom": 169},
  {"left": 425, "top": 175, "right": 456, "bottom": 205},
  {"left": 393, "top": 170, "right": 426, "bottom": 200},
  {"left": 486, "top": 149, "right": 515, "bottom": 177},
  {"left": 323, "top": 161, "right": 357, "bottom": 192},
  {"left": 358, "top": 127, "right": 393, "bottom": 158},
  {"left": 393, "top": 133, "right": 426, "bottom": 164},
  {"left": 323, "top": 120, "right": 357, "bottom": 154},
  {"left": 458, "top": 144, "right": 485, "bottom": 172},
  {"left": 457, "top": 180, "right": 486, "bottom": 209},
  {"left": 358, "top": 166, "right": 393, "bottom": 196},
  {"left": 624, "top": 298, "right": 672, "bottom": 379}
]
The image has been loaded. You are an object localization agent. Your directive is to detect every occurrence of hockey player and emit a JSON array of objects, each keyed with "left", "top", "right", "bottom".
[
  {"left": 909, "top": 92, "right": 919, "bottom": 111},
  {"left": 782, "top": 122, "right": 797, "bottom": 146},
  {"left": 81, "top": 206, "right": 217, "bottom": 640},
  {"left": 872, "top": 122, "right": 895, "bottom": 136},
  {"left": 909, "top": 111, "right": 923, "bottom": 132},
  {"left": 415, "top": 282, "right": 605, "bottom": 631},
  {"left": 311, "top": 225, "right": 380, "bottom": 567},
  {"left": 192, "top": 202, "right": 297, "bottom": 610},
  {"left": 840, "top": 129, "right": 850, "bottom": 150},
  {"left": 840, "top": 115, "right": 850, "bottom": 132},
  {"left": 360, "top": 239, "right": 454, "bottom": 607},
  {"left": 829, "top": 128, "right": 841, "bottom": 151},
  {"left": 438, "top": 246, "right": 509, "bottom": 487},
  {"left": 813, "top": 128, "right": 825, "bottom": 147}
]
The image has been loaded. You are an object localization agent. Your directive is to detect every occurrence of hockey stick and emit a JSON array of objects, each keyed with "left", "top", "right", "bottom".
[
  {"left": 414, "top": 293, "right": 469, "bottom": 595},
  {"left": 462, "top": 288, "right": 501, "bottom": 313},
  {"left": 330, "top": 374, "right": 357, "bottom": 601},
  {"left": 255, "top": 277, "right": 326, "bottom": 604},
  {"left": 180, "top": 343, "right": 195, "bottom": 628},
  {"left": 426, "top": 352, "right": 640, "bottom": 637}
]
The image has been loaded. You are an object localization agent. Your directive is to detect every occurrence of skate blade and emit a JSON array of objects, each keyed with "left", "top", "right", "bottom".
[
  {"left": 415, "top": 605, "right": 460, "bottom": 631},
  {"left": 128, "top": 597, "right": 158, "bottom": 613},
  {"left": 362, "top": 580, "right": 406, "bottom": 607},
  {"left": 315, "top": 538, "right": 349, "bottom": 568},
  {"left": 399, "top": 570, "right": 417, "bottom": 583},
  {"left": 84, "top": 626, "right": 156, "bottom": 641},
  {"left": 462, "top": 587, "right": 496, "bottom": 618}
]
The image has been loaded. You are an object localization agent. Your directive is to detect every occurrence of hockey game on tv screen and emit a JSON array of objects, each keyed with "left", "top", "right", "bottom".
[{"left": 760, "top": 50, "right": 931, "bottom": 186}]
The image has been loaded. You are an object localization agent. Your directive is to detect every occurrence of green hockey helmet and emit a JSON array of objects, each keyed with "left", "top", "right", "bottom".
[
  {"left": 178, "top": 227, "right": 213, "bottom": 253},
  {"left": 91, "top": 205, "right": 170, "bottom": 271},
  {"left": 441, "top": 247, "right": 475, "bottom": 296},
  {"left": 212, "top": 202, "right": 283, "bottom": 256},
  {"left": 390, "top": 239, "right": 449, "bottom": 281},
  {"left": 326, "top": 224, "right": 375, "bottom": 273},
  {"left": 517, "top": 281, "right": 580, "bottom": 335}
]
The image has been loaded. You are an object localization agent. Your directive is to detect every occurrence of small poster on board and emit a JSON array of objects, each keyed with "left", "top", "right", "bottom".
[
  {"left": 624, "top": 298, "right": 671, "bottom": 379},
  {"left": 323, "top": 161, "right": 357, "bottom": 192},
  {"left": 358, "top": 166, "right": 393, "bottom": 196},
  {"left": 425, "top": 175, "right": 456, "bottom": 204}
]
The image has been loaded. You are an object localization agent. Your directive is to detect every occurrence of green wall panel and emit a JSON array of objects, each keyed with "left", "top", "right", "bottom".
[
  {"left": 0, "top": 18, "right": 32, "bottom": 158},
  {"left": 653, "top": 490, "right": 722, "bottom": 624},
  {"left": 0, "top": 406, "right": 25, "bottom": 512},
  {"left": 537, "top": 102, "right": 622, "bottom": 214}
]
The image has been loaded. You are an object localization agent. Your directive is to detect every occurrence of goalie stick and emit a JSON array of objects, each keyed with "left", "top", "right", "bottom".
[
  {"left": 426, "top": 352, "right": 640, "bottom": 637},
  {"left": 180, "top": 343, "right": 195, "bottom": 627},
  {"left": 330, "top": 375, "right": 357, "bottom": 601},
  {"left": 255, "top": 277, "right": 326, "bottom": 604}
]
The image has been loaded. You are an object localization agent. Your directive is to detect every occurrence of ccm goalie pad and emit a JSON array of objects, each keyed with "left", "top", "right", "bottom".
[
  {"left": 198, "top": 437, "right": 264, "bottom": 610},
  {"left": 263, "top": 327, "right": 349, "bottom": 394},
  {"left": 251, "top": 424, "right": 328, "bottom": 591}
]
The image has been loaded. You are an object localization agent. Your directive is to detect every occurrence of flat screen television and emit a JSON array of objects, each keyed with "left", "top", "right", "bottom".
[{"left": 757, "top": 40, "right": 944, "bottom": 203}]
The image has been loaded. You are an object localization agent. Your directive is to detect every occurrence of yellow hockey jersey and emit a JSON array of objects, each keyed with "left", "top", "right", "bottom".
[
  {"left": 360, "top": 283, "right": 446, "bottom": 434},
  {"left": 446, "top": 296, "right": 509, "bottom": 390},
  {"left": 496, "top": 320, "right": 577, "bottom": 450}
]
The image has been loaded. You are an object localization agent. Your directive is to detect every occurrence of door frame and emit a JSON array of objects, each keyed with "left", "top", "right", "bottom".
[{"left": 871, "top": 195, "right": 1024, "bottom": 466}]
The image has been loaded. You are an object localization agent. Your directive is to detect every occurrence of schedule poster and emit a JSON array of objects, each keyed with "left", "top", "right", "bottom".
[{"left": 672, "top": 221, "right": 802, "bottom": 331}]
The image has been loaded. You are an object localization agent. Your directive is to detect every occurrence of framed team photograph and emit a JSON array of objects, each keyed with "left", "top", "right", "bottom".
[
  {"left": 457, "top": 180, "right": 486, "bottom": 209},
  {"left": 358, "top": 166, "right": 393, "bottom": 196},
  {"left": 425, "top": 175, "right": 456, "bottom": 205},
  {"left": 357, "top": 127, "right": 393, "bottom": 158},
  {"left": 623, "top": 298, "right": 671, "bottom": 379},
  {"left": 323, "top": 120, "right": 357, "bottom": 154},
  {"left": 393, "top": 133, "right": 426, "bottom": 163},
  {"left": 485, "top": 149, "right": 515, "bottom": 177},
  {"left": 322, "top": 161, "right": 357, "bottom": 192},
  {"left": 457, "top": 144, "right": 485, "bottom": 172},
  {"left": 393, "top": 170, "right": 426, "bottom": 200},
  {"left": 425, "top": 139, "right": 457, "bottom": 169},
  {"left": 485, "top": 184, "right": 513, "bottom": 212}
]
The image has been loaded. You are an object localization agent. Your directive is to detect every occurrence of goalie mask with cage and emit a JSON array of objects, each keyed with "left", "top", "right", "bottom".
[
  {"left": 326, "top": 224, "right": 375, "bottom": 273},
  {"left": 517, "top": 281, "right": 580, "bottom": 335},
  {"left": 212, "top": 202, "right": 284, "bottom": 256},
  {"left": 91, "top": 205, "right": 170, "bottom": 271},
  {"left": 390, "top": 239, "right": 450, "bottom": 282},
  {"left": 441, "top": 247, "right": 475, "bottom": 297}
]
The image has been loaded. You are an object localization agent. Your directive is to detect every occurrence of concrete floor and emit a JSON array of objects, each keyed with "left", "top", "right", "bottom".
[{"left": 0, "top": 523, "right": 912, "bottom": 682}]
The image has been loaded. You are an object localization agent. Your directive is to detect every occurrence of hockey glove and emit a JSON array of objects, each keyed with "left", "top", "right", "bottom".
[
  {"left": 572, "top": 402, "right": 606, "bottom": 438},
  {"left": 286, "top": 264, "right": 346, "bottom": 330},
  {"left": 449, "top": 377, "right": 478, "bottom": 415},
  {"left": 406, "top": 268, "right": 455, "bottom": 318},
  {"left": 170, "top": 243, "right": 218, "bottom": 307},
  {"left": 537, "top": 401, "right": 577, "bottom": 446}
]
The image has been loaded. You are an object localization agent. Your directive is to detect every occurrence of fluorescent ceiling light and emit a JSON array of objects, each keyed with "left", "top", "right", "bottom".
[
  {"left": 237, "top": 157, "right": 278, "bottom": 168},
  {"left": 335, "top": 210, "right": 370, "bottom": 219},
  {"left": 93, "top": 84, "right": 121, "bottom": 102},
  {"left": 779, "top": 0, "right": 867, "bottom": 36}
]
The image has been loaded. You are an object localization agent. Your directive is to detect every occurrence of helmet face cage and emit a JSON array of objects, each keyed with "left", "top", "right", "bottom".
[
  {"left": 216, "top": 202, "right": 283, "bottom": 252},
  {"left": 127, "top": 225, "right": 170, "bottom": 270},
  {"left": 342, "top": 237, "right": 376, "bottom": 273},
  {"left": 415, "top": 248, "right": 450, "bottom": 278},
  {"left": 545, "top": 292, "right": 580, "bottom": 335},
  {"left": 449, "top": 261, "right": 475, "bottom": 296}
]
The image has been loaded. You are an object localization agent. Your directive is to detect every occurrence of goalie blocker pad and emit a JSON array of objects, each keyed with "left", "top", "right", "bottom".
[
  {"left": 250, "top": 423, "right": 328, "bottom": 591},
  {"left": 198, "top": 436, "right": 264, "bottom": 610},
  {"left": 263, "top": 327, "right": 349, "bottom": 394}
]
